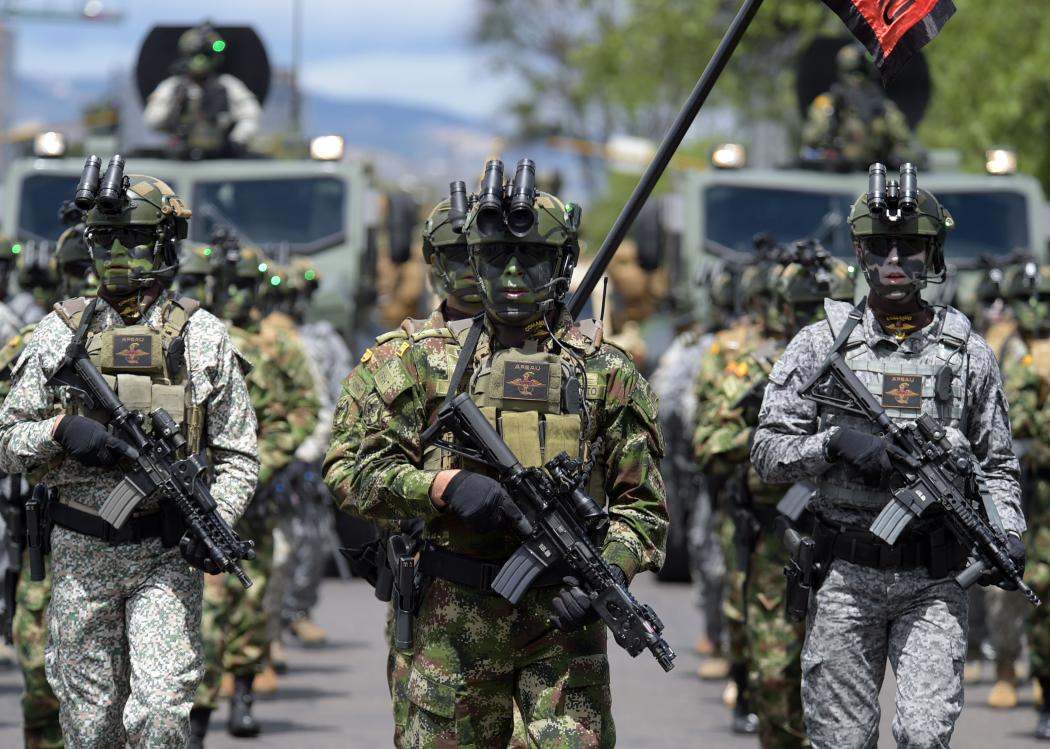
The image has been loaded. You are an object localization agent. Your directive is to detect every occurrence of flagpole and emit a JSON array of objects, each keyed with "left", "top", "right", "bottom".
[{"left": 567, "top": 0, "right": 765, "bottom": 319}]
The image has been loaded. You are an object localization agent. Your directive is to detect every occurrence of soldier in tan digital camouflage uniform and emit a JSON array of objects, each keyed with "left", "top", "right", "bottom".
[
  {"left": 0, "top": 162, "right": 259, "bottom": 748},
  {"left": 325, "top": 161, "right": 667, "bottom": 748}
]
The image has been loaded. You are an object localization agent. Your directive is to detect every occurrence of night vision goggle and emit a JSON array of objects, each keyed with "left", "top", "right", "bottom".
[
  {"left": 74, "top": 155, "right": 128, "bottom": 215},
  {"left": 866, "top": 162, "right": 918, "bottom": 222},
  {"left": 447, "top": 158, "right": 542, "bottom": 238}
]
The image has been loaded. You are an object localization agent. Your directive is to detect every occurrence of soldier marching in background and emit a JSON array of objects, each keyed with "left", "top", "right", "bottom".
[
  {"left": 183, "top": 238, "right": 319, "bottom": 746},
  {"left": 1000, "top": 262, "right": 1050, "bottom": 739}
]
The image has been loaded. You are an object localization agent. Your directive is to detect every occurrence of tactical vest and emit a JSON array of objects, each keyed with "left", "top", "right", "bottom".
[
  {"left": 419, "top": 319, "right": 607, "bottom": 501},
  {"left": 55, "top": 296, "right": 204, "bottom": 454},
  {"left": 815, "top": 300, "right": 971, "bottom": 511}
]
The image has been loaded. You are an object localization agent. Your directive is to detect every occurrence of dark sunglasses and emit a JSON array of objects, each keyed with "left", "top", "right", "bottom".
[
  {"left": 858, "top": 235, "right": 931, "bottom": 258},
  {"left": 473, "top": 243, "right": 551, "bottom": 270},
  {"left": 87, "top": 227, "right": 157, "bottom": 258}
]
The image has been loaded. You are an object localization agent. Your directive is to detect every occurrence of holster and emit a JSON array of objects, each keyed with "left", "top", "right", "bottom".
[
  {"left": 25, "top": 485, "right": 54, "bottom": 582},
  {"left": 389, "top": 531, "right": 426, "bottom": 652}
]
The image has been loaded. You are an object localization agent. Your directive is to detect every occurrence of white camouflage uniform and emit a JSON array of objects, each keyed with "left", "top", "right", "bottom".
[
  {"left": 144, "top": 73, "right": 261, "bottom": 146},
  {"left": 751, "top": 298, "right": 1023, "bottom": 748},
  {"left": 0, "top": 295, "right": 259, "bottom": 748}
]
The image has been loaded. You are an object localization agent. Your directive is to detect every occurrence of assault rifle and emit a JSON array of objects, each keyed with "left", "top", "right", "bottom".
[
  {"left": 48, "top": 333, "right": 256, "bottom": 588},
  {"left": 800, "top": 351, "right": 1040, "bottom": 606},
  {"left": 422, "top": 393, "right": 676, "bottom": 672}
]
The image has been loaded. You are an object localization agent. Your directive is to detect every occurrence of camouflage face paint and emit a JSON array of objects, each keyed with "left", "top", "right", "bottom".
[
  {"left": 474, "top": 243, "right": 555, "bottom": 326},
  {"left": 89, "top": 229, "right": 158, "bottom": 295},
  {"left": 857, "top": 236, "right": 928, "bottom": 301},
  {"left": 436, "top": 245, "right": 483, "bottom": 306}
]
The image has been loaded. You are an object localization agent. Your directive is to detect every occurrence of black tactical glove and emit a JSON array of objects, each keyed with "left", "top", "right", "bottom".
[
  {"left": 551, "top": 565, "right": 627, "bottom": 633},
  {"left": 54, "top": 415, "right": 138, "bottom": 468},
  {"left": 442, "top": 471, "right": 531, "bottom": 535},
  {"left": 979, "top": 533, "right": 1026, "bottom": 591},
  {"left": 826, "top": 427, "right": 915, "bottom": 486},
  {"left": 179, "top": 532, "right": 222, "bottom": 575}
]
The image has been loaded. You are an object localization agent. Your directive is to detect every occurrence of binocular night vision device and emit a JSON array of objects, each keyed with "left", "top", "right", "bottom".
[
  {"left": 448, "top": 158, "right": 538, "bottom": 237},
  {"left": 867, "top": 162, "right": 918, "bottom": 219},
  {"left": 75, "top": 155, "right": 128, "bottom": 215}
]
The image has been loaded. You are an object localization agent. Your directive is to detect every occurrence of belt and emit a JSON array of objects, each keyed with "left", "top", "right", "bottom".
[
  {"left": 814, "top": 520, "right": 964, "bottom": 574},
  {"left": 50, "top": 502, "right": 163, "bottom": 545},
  {"left": 418, "top": 546, "right": 574, "bottom": 593}
]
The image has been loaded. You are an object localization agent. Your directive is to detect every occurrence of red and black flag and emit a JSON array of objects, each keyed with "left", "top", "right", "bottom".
[{"left": 821, "top": 0, "right": 956, "bottom": 82}]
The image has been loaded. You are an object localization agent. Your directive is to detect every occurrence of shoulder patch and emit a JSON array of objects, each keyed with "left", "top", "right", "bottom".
[{"left": 373, "top": 357, "right": 414, "bottom": 405}]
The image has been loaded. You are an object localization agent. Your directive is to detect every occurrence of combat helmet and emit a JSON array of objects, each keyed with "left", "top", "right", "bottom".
[
  {"left": 463, "top": 158, "right": 581, "bottom": 325},
  {"left": 177, "top": 23, "right": 226, "bottom": 78},
  {"left": 1004, "top": 260, "right": 1050, "bottom": 337},
  {"left": 76, "top": 155, "right": 191, "bottom": 295},
  {"left": 849, "top": 163, "right": 952, "bottom": 298},
  {"left": 15, "top": 240, "right": 60, "bottom": 310},
  {"left": 422, "top": 196, "right": 481, "bottom": 311},
  {"left": 175, "top": 241, "right": 215, "bottom": 304},
  {"left": 768, "top": 241, "right": 856, "bottom": 336},
  {"left": 289, "top": 256, "right": 320, "bottom": 322}
]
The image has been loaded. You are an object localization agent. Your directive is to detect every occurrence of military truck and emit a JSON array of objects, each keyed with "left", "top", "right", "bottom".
[{"left": 1, "top": 25, "right": 417, "bottom": 345}]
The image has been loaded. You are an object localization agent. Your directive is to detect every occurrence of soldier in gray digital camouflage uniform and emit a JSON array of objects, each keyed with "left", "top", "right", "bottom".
[
  {"left": 0, "top": 161, "right": 259, "bottom": 748},
  {"left": 751, "top": 164, "right": 1026, "bottom": 748}
]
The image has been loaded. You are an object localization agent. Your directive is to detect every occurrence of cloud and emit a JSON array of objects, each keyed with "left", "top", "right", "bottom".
[{"left": 301, "top": 49, "right": 508, "bottom": 119}]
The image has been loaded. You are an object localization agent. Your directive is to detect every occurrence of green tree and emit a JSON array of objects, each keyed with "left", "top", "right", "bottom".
[{"left": 919, "top": 0, "right": 1050, "bottom": 191}]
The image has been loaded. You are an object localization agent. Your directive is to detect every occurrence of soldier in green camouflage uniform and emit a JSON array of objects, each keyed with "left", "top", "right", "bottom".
[
  {"left": 325, "top": 163, "right": 667, "bottom": 748},
  {"left": 695, "top": 247, "right": 855, "bottom": 748},
  {"left": 998, "top": 263, "right": 1050, "bottom": 738},
  {"left": 185, "top": 240, "right": 319, "bottom": 744}
]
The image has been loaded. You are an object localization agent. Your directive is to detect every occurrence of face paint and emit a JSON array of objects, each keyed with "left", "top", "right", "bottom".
[
  {"left": 473, "top": 243, "right": 556, "bottom": 326},
  {"left": 221, "top": 280, "right": 257, "bottom": 326},
  {"left": 89, "top": 227, "right": 158, "bottom": 295},
  {"left": 436, "top": 244, "right": 482, "bottom": 306},
  {"left": 857, "top": 235, "right": 929, "bottom": 301}
]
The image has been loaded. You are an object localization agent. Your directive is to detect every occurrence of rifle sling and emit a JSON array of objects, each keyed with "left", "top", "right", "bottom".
[{"left": 440, "top": 314, "right": 484, "bottom": 411}]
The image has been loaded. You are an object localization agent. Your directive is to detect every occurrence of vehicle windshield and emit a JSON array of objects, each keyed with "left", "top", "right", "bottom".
[
  {"left": 934, "top": 190, "right": 1030, "bottom": 263},
  {"left": 17, "top": 173, "right": 178, "bottom": 242},
  {"left": 191, "top": 176, "right": 346, "bottom": 253},
  {"left": 704, "top": 185, "right": 857, "bottom": 257},
  {"left": 18, "top": 174, "right": 83, "bottom": 241}
]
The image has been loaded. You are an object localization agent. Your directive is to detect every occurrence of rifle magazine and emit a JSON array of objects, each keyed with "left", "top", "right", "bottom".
[
  {"left": 99, "top": 476, "right": 148, "bottom": 530},
  {"left": 491, "top": 544, "right": 548, "bottom": 605}
]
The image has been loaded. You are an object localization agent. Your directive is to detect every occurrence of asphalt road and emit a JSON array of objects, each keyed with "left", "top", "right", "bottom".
[{"left": 0, "top": 575, "right": 1045, "bottom": 748}]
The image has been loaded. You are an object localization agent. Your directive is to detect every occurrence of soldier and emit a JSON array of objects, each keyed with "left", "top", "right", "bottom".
[
  {"left": 324, "top": 160, "right": 667, "bottom": 747},
  {"left": 272, "top": 259, "right": 346, "bottom": 650},
  {"left": 692, "top": 258, "right": 779, "bottom": 732},
  {"left": 751, "top": 164, "right": 1025, "bottom": 747},
  {"left": 0, "top": 219, "right": 89, "bottom": 749},
  {"left": 801, "top": 45, "right": 913, "bottom": 170},
  {"left": 188, "top": 240, "right": 319, "bottom": 744},
  {"left": 0, "top": 160, "right": 259, "bottom": 747},
  {"left": 696, "top": 245, "right": 855, "bottom": 748},
  {"left": 143, "top": 23, "right": 261, "bottom": 159},
  {"left": 1001, "top": 262, "right": 1050, "bottom": 738}
]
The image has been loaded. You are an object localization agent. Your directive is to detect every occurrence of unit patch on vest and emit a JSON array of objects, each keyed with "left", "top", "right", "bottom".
[
  {"left": 112, "top": 335, "right": 153, "bottom": 369},
  {"left": 503, "top": 361, "right": 550, "bottom": 401},
  {"left": 882, "top": 373, "right": 922, "bottom": 410}
]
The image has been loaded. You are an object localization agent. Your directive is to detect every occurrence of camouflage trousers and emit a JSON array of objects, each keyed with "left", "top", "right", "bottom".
[
  {"left": 386, "top": 603, "right": 529, "bottom": 748},
  {"left": 1026, "top": 523, "right": 1050, "bottom": 680},
  {"left": 399, "top": 577, "right": 613, "bottom": 748},
  {"left": 802, "top": 559, "right": 966, "bottom": 749},
  {"left": 720, "top": 515, "right": 748, "bottom": 672},
  {"left": 195, "top": 518, "right": 274, "bottom": 710},
  {"left": 745, "top": 531, "right": 808, "bottom": 749},
  {"left": 46, "top": 527, "right": 204, "bottom": 749},
  {"left": 13, "top": 551, "right": 62, "bottom": 749}
]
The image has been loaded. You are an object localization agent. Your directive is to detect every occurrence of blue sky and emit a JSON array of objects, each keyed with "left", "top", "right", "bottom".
[{"left": 6, "top": 0, "right": 507, "bottom": 117}]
